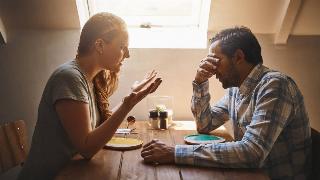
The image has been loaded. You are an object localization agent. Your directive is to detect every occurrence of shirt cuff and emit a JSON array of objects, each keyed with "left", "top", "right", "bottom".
[
  {"left": 175, "top": 145, "right": 197, "bottom": 165},
  {"left": 192, "top": 80, "right": 209, "bottom": 98}
]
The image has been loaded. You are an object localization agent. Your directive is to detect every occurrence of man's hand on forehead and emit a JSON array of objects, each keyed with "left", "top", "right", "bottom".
[{"left": 204, "top": 54, "right": 220, "bottom": 65}]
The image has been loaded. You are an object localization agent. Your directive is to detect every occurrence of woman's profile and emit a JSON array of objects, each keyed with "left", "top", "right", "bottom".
[{"left": 18, "top": 12, "right": 162, "bottom": 180}]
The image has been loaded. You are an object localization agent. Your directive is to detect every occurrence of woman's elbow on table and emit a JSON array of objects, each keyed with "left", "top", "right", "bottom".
[{"left": 79, "top": 152, "right": 94, "bottom": 160}]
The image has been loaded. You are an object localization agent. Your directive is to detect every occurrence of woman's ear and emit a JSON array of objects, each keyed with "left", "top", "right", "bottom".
[
  {"left": 233, "top": 49, "right": 245, "bottom": 64},
  {"left": 95, "top": 38, "right": 104, "bottom": 55}
]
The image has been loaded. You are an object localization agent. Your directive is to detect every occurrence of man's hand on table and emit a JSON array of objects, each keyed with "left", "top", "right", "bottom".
[{"left": 141, "top": 139, "right": 175, "bottom": 165}]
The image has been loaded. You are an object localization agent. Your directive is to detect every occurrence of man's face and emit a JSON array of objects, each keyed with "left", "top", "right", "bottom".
[{"left": 209, "top": 41, "right": 241, "bottom": 89}]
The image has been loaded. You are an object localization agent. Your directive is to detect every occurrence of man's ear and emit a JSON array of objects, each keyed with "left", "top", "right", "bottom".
[
  {"left": 95, "top": 38, "right": 104, "bottom": 54},
  {"left": 233, "top": 49, "right": 245, "bottom": 64}
]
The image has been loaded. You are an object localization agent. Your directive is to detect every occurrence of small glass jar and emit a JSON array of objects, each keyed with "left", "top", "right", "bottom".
[
  {"left": 147, "top": 96, "right": 174, "bottom": 127},
  {"left": 159, "top": 111, "right": 168, "bottom": 130},
  {"left": 149, "top": 110, "right": 159, "bottom": 129}
]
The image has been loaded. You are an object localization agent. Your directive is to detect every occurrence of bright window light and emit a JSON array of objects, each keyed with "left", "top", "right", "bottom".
[{"left": 76, "top": 0, "right": 211, "bottom": 48}]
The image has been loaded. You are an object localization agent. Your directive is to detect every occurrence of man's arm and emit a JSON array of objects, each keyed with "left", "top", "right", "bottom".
[
  {"left": 192, "top": 55, "right": 229, "bottom": 133},
  {"left": 177, "top": 77, "right": 294, "bottom": 168},
  {"left": 191, "top": 80, "right": 229, "bottom": 133},
  {"left": 141, "top": 77, "right": 295, "bottom": 168}
]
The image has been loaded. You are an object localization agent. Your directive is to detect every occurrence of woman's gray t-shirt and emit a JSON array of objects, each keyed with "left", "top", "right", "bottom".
[{"left": 18, "top": 60, "right": 100, "bottom": 180}]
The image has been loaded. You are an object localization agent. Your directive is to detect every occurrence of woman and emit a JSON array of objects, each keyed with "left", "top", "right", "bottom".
[{"left": 18, "top": 12, "right": 162, "bottom": 180}]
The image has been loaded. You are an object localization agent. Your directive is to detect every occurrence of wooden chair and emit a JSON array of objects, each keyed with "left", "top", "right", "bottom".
[
  {"left": 0, "top": 120, "right": 29, "bottom": 174},
  {"left": 311, "top": 128, "right": 320, "bottom": 180}
]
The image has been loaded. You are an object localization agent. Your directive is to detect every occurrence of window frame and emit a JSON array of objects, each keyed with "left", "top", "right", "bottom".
[{"left": 76, "top": 0, "right": 211, "bottom": 49}]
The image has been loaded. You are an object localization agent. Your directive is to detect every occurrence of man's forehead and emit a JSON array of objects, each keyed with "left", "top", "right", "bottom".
[{"left": 209, "top": 40, "right": 221, "bottom": 53}]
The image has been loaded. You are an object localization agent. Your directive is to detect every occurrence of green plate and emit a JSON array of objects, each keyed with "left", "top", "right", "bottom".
[{"left": 184, "top": 134, "right": 225, "bottom": 145}]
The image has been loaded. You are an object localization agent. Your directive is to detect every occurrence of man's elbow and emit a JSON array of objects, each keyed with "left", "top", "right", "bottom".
[
  {"left": 248, "top": 157, "right": 266, "bottom": 168},
  {"left": 196, "top": 126, "right": 209, "bottom": 134},
  {"left": 246, "top": 146, "right": 267, "bottom": 168}
]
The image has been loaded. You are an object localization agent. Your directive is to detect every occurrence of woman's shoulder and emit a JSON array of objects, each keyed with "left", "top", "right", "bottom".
[
  {"left": 52, "top": 60, "right": 83, "bottom": 79},
  {"left": 46, "top": 60, "right": 88, "bottom": 91},
  {"left": 45, "top": 60, "right": 89, "bottom": 104}
]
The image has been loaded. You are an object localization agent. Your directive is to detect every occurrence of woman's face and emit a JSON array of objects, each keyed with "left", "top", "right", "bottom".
[{"left": 100, "top": 31, "right": 130, "bottom": 72}]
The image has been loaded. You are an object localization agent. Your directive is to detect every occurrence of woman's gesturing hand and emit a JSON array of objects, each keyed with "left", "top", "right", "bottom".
[{"left": 123, "top": 70, "right": 162, "bottom": 108}]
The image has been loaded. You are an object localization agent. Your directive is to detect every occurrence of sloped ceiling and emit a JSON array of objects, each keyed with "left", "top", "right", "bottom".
[
  {"left": 208, "top": 0, "right": 288, "bottom": 34},
  {"left": 291, "top": 0, "right": 320, "bottom": 34},
  {"left": 0, "top": 0, "right": 80, "bottom": 30},
  {"left": 0, "top": 0, "right": 319, "bottom": 35},
  {"left": 208, "top": 0, "right": 320, "bottom": 36}
]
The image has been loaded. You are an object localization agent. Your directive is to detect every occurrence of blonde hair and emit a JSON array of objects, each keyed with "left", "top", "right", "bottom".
[
  {"left": 94, "top": 70, "right": 118, "bottom": 124},
  {"left": 76, "top": 12, "right": 127, "bottom": 124}
]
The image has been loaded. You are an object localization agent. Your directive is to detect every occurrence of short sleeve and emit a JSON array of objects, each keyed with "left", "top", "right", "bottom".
[{"left": 51, "top": 69, "right": 89, "bottom": 105}]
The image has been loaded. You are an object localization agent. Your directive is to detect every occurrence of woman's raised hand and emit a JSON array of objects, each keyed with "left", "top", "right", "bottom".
[
  {"left": 123, "top": 70, "right": 162, "bottom": 108},
  {"left": 131, "top": 70, "right": 157, "bottom": 92}
]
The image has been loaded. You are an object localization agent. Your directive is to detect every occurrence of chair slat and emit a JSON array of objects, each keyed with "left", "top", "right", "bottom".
[
  {"left": 0, "top": 120, "right": 28, "bottom": 174},
  {"left": 0, "top": 125, "right": 15, "bottom": 173},
  {"left": 311, "top": 128, "right": 320, "bottom": 179}
]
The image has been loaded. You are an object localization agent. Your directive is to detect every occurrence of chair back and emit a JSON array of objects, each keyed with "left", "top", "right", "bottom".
[
  {"left": 0, "top": 120, "right": 29, "bottom": 173},
  {"left": 311, "top": 128, "right": 320, "bottom": 179}
]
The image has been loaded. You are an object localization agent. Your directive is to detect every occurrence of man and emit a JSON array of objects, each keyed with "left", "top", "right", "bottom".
[{"left": 141, "top": 26, "right": 312, "bottom": 180}]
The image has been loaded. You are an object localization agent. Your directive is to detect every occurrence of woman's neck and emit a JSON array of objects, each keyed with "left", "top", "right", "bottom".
[{"left": 76, "top": 55, "right": 102, "bottom": 82}]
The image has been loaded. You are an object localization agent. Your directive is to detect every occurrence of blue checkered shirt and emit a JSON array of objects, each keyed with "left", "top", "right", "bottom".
[{"left": 175, "top": 64, "right": 312, "bottom": 180}]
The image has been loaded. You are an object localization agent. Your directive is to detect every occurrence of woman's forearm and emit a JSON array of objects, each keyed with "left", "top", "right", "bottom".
[{"left": 80, "top": 101, "right": 132, "bottom": 159}]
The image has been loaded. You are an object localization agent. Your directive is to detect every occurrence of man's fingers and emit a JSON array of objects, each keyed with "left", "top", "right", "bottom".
[
  {"left": 141, "top": 150, "right": 153, "bottom": 158},
  {"left": 198, "top": 68, "right": 213, "bottom": 78},
  {"left": 142, "top": 155, "right": 157, "bottom": 164},
  {"left": 143, "top": 139, "right": 159, "bottom": 148},
  {"left": 142, "top": 143, "right": 156, "bottom": 152},
  {"left": 199, "top": 60, "right": 217, "bottom": 73}
]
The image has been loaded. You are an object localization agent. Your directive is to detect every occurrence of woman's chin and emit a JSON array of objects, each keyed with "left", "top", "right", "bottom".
[
  {"left": 103, "top": 65, "right": 121, "bottom": 72},
  {"left": 111, "top": 66, "right": 121, "bottom": 73}
]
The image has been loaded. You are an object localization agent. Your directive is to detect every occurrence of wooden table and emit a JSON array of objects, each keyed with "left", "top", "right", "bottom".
[{"left": 55, "top": 121, "right": 269, "bottom": 180}]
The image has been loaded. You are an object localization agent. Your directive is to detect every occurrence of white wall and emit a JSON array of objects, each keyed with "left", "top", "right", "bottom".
[{"left": 0, "top": 30, "right": 79, "bottom": 138}]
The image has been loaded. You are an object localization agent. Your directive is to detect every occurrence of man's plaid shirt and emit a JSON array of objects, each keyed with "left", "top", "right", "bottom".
[{"left": 175, "top": 64, "right": 312, "bottom": 180}]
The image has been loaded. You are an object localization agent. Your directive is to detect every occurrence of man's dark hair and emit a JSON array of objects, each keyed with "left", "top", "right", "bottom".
[{"left": 210, "top": 26, "right": 263, "bottom": 65}]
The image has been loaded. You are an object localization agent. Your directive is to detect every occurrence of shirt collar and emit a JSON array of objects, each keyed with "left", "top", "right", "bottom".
[{"left": 239, "top": 64, "right": 268, "bottom": 96}]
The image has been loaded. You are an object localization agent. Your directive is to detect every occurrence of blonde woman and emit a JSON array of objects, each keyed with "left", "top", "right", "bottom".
[{"left": 18, "top": 12, "right": 162, "bottom": 180}]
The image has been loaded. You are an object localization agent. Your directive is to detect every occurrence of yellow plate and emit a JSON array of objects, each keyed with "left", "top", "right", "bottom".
[{"left": 105, "top": 137, "right": 143, "bottom": 150}]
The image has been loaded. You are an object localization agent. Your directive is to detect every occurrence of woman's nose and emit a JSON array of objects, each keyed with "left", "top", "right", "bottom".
[{"left": 124, "top": 48, "right": 130, "bottom": 59}]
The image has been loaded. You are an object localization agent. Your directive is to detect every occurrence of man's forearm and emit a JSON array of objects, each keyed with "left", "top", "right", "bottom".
[{"left": 191, "top": 81, "right": 228, "bottom": 133}]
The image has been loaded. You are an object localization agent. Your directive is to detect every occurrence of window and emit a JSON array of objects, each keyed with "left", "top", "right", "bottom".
[{"left": 76, "top": 0, "right": 211, "bottom": 48}]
